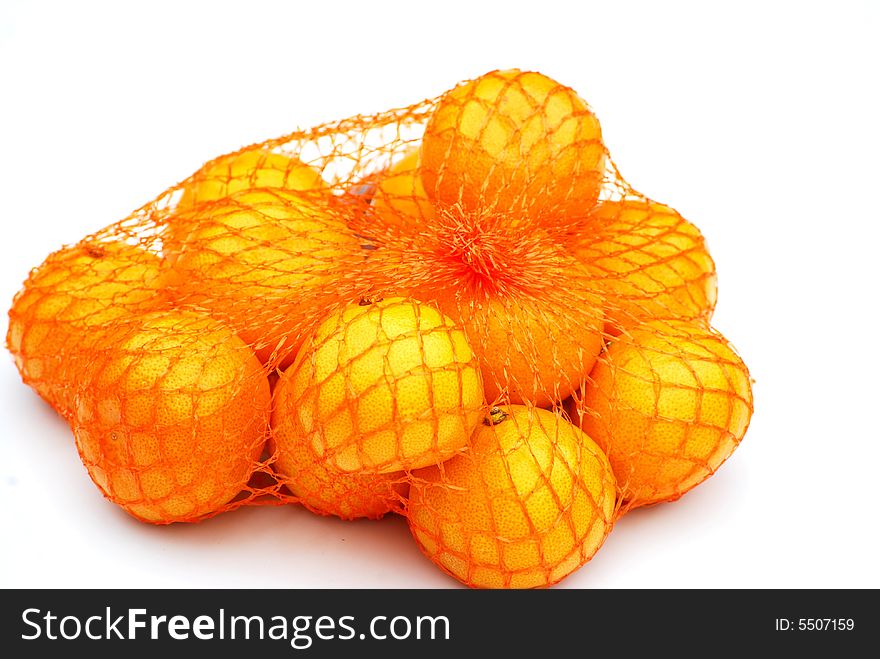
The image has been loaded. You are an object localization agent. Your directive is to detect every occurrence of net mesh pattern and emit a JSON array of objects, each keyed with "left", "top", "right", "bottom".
[{"left": 7, "top": 69, "right": 753, "bottom": 588}]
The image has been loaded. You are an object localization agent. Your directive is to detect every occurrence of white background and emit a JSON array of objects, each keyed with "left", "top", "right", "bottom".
[{"left": 1, "top": 0, "right": 878, "bottom": 589}]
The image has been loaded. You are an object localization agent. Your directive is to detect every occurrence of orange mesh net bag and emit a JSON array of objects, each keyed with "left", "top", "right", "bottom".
[{"left": 7, "top": 69, "right": 753, "bottom": 587}]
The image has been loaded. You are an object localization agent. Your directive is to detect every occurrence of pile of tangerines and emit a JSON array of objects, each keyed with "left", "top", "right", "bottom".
[{"left": 8, "top": 70, "right": 753, "bottom": 588}]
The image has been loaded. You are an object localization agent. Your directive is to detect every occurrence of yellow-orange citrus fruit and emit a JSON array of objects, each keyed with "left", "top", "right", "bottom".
[
  {"left": 379, "top": 213, "right": 605, "bottom": 408},
  {"left": 163, "top": 188, "right": 362, "bottom": 369},
  {"left": 73, "top": 310, "right": 271, "bottom": 523},
  {"left": 284, "top": 297, "right": 485, "bottom": 474},
  {"left": 574, "top": 200, "right": 717, "bottom": 335},
  {"left": 577, "top": 319, "right": 752, "bottom": 509},
  {"left": 177, "top": 148, "right": 326, "bottom": 211},
  {"left": 420, "top": 69, "right": 605, "bottom": 221},
  {"left": 270, "top": 368, "right": 409, "bottom": 519},
  {"left": 434, "top": 287, "right": 604, "bottom": 409},
  {"left": 371, "top": 147, "right": 435, "bottom": 230},
  {"left": 7, "top": 241, "right": 164, "bottom": 418},
  {"left": 372, "top": 214, "right": 606, "bottom": 407},
  {"left": 408, "top": 405, "right": 616, "bottom": 589},
  {"left": 403, "top": 224, "right": 605, "bottom": 408}
]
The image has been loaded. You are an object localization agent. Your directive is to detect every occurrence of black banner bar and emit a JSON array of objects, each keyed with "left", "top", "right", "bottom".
[{"left": 0, "top": 589, "right": 873, "bottom": 656}]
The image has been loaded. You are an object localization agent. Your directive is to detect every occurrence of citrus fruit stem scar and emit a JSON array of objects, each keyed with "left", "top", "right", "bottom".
[{"left": 484, "top": 406, "right": 509, "bottom": 426}]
